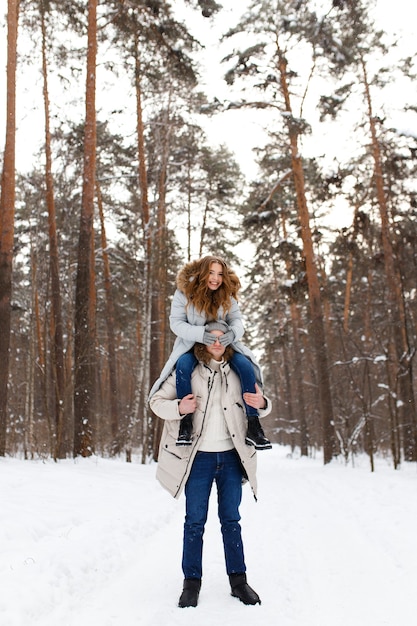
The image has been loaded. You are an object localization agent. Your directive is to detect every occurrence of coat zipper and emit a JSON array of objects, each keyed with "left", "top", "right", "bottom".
[{"left": 174, "top": 368, "right": 216, "bottom": 498}]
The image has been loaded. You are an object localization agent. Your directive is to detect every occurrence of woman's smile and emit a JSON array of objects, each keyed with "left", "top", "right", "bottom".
[{"left": 207, "top": 262, "right": 223, "bottom": 290}]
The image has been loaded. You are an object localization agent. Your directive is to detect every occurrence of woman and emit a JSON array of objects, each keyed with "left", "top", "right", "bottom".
[{"left": 149, "top": 255, "right": 271, "bottom": 450}]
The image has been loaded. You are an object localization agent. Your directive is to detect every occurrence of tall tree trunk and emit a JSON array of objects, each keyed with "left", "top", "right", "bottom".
[
  {"left": 362, "top": 360, "right": 375, "bottom": 472},
  {"left": 361, "top": 57, "right": 417, "bottom": 462},
  {"left": 277, "top": 49, "right": 336, "bottom": 464},
  {"left": 342, "top": 204, "right": 363, "bottom": 333},
  {"left": 186, "top": 166, "right": 192, "bottom": 261},
  {"left": 40, "top": 1, "right": 66, "bottom": 460},
  {"left": 278, "top": 213, "right": 309, "bottom": 456},
  {"left": 96, "top": 181, "right": 120, "bottom": 453},
  {"left": 73, "top": 0, "right": 97, "bottom": 457},
  {"left": 281, "top": 337, "right": 295, "bottom": 449},
  {"left": 151, "top": 111, "right": 172, "bottom": 460},
  {"left": 133, "top": 32, "right": 152, "bottom": 463},
  {"left": 34, "top": 268, "right": 54, "bottom": 454},
  {"left": 199, "top": 196, "right": 210, "bottom": 257},
  {"left": 24, "top": 304, "right": 36, "bottom": 459},
  {"left": 0, "top": 0, "right": 19, "bottom": 457}
]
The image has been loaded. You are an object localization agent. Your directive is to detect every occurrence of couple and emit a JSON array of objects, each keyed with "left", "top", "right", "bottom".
[{"left": 149, "top": 256, "right": 272, "bottom": 608}]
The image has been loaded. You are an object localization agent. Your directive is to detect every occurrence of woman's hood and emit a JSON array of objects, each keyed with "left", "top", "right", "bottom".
[{"left": 176, "top": 259, "right": 201, "bottom": 295}]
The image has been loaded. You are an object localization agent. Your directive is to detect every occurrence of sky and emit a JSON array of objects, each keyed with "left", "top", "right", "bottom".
[
  {"left": 1, "top": 444, "right": 416, "bottom": 625},
  {"left": 0, "top": 0, "right": 415, "bottom": 232}
]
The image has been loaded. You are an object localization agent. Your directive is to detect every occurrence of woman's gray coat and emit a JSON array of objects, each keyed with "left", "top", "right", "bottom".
[{"left": 148, "top": 289, "right": 262, "bottom": 398}]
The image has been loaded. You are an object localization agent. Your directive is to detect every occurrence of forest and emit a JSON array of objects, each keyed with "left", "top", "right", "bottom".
[{"left": 0, "top": 0, "right": 416, "bottom": 470}]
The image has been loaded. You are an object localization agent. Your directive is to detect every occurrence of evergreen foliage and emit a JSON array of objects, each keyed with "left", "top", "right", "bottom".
[{"left": 0, "top": 0, "right": 416, "bottom": 467}]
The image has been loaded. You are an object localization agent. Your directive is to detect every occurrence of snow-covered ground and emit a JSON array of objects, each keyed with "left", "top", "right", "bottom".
[{"left": 1, "top": 446, "right": 416, "bottom": 626}]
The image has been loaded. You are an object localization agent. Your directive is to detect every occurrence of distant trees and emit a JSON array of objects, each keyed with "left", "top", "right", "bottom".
[
  {"left": 329, "top": 0, "right": 417, "bottom": 465},
  {"left": 222, "top": 0, "right": 417, "bottom": 467},
  {"left": 0, "top": 0, "right": 242, "bottom": 461}
]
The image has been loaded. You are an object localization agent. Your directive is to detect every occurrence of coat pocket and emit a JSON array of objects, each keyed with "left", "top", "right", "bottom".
[{"left": 156, "top": 445, "right": 191, "bottom": 497}]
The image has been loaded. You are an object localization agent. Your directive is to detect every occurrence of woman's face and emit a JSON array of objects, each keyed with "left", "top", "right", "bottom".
[{"left": 206, "top": 262, "right": 223, "bottom": 291}]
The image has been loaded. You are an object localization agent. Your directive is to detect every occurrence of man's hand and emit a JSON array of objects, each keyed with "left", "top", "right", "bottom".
[
  {"left": 179, "top": 394, "right": 197, "bottom": 415},
  {"left": 243, "top": 383, "right": 266, "bottom": 410}
]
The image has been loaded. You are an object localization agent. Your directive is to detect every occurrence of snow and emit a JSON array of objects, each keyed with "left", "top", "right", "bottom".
[{"left": 1, "top": 446, "right": 416, "bottom": 626}]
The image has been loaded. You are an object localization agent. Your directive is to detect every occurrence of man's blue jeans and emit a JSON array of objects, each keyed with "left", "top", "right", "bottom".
[
  {"left": 182, "top": 450, "right": 246, "bottom": 579},
  {"left": 176, "top": 350, "right": 258, "bottom": 417}
]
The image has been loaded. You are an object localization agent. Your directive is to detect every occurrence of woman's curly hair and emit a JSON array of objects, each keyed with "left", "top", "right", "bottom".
[{"left": 177, "top": 255, "right": 241, "bottom": 320}]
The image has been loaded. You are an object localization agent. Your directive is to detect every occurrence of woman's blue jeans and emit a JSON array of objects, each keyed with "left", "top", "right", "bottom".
[
  {"left": 176, "top": 350, "right": 258, "bottom": 417},
  {"left": 182, "top": 449, "right": 246, "bottom": 579}
]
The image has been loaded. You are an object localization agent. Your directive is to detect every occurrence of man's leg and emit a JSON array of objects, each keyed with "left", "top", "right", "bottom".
[
  {"left": 215, "top": 449, "right": 246, "bottom": 575},
  {"left": 182, "top": 452, "right": 215, "bottom": 580},
  {"left": 216, "top": 449, "right": 261, "bottom": 606},
  {"left": 179, "top": 452, "right": 216, "bottom": 608}
]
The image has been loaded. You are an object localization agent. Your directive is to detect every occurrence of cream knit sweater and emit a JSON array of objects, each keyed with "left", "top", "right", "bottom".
[{"left": 198, "top": 359, "right": 234, "bottom": 452}]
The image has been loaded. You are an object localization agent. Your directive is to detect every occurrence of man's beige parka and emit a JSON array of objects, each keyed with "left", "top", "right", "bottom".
[{"left": 150, "top": 359, "right": 272, "bottom": 500}]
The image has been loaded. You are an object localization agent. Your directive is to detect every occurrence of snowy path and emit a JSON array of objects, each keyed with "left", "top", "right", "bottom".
[{"left": 1, "top": 448, "right": 416, "bottom": 626}]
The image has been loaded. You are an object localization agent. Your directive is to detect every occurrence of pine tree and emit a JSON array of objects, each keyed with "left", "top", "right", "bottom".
[
  {"left": 222, "top": 0, "right": 337, "bottom": 462},
  {"left": 0, "top": 0, "right": 19, "bottom": 457},
  {"left": 73, "top": 0, "right": 98, "bottom": 458}
]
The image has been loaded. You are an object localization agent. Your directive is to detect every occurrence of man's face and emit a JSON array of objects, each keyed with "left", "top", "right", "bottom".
[{"left": 205, "top": 330, "right": 226, "bottom": 361}]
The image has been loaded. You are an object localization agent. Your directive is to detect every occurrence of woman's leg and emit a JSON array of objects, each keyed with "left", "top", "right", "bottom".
[
  {"left": 229, "top": 352, "right": 258, "bottom": 417},
  {"left": 230, "top": 353, "right": 272, "bottom": 450},
  {"left": 176, "top": 351, "right": 198, "bottom": 445},
  {"left": 176, "top": 351, "right": 198, "bottom": 399}
]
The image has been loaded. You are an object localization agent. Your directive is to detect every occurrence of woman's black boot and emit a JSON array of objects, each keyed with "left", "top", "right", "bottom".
[
  {"left": 178, "top": 578, "right": 201, "bottom": 608},
  {"left": 245, "top": 416, "right": 272, "bottom": 450},
  {"left": 229, "top": 573, "right": 261, "bottom": 605},
  {"left": 176, "top": 414, "right": 193, "bottom": 446}
]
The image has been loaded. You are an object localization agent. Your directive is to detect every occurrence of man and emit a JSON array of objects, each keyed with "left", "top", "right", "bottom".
[{"left": 150, "top": 319, "right": 272, "bottom": 608}]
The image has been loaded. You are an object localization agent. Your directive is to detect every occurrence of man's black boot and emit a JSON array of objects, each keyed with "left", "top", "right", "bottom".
[
  {"left": 229, "top": 573, "right": 261, "bottom": 605},
  {"left": 245, "top": 416, "right": 272, "bottom": 450},
  {"left": 178, "top": 578, "right": 201, "bottom": 608},
  {"left": 176, "top": 414, "right": 193, "bottom": 446}
]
